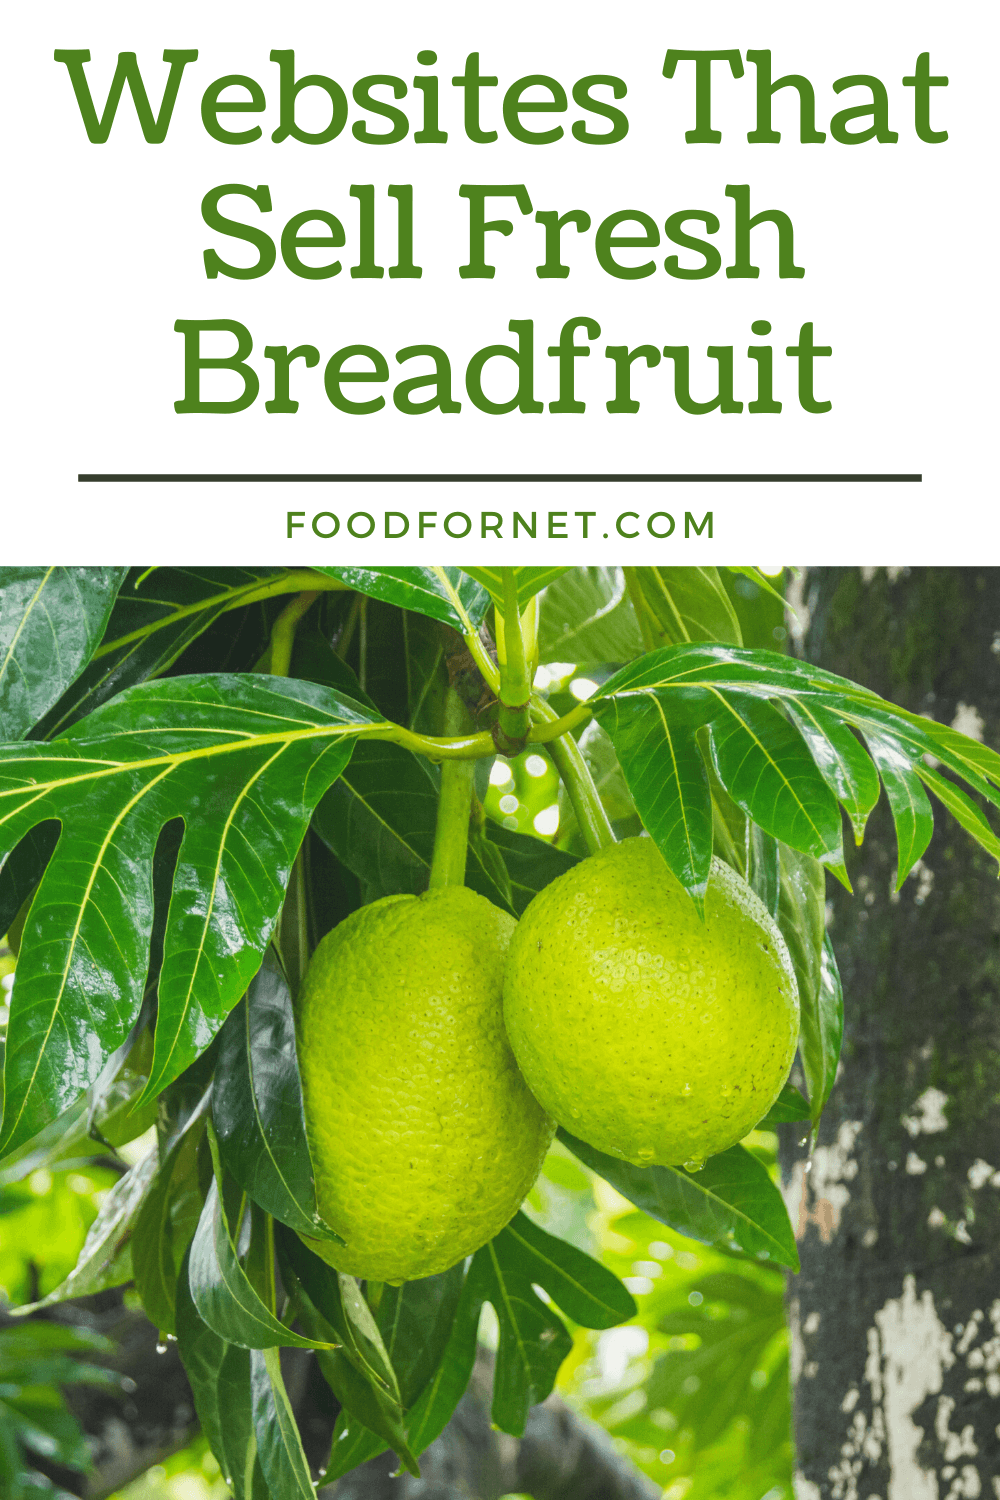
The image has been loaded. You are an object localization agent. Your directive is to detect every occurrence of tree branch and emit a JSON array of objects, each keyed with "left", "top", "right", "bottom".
[
  {"left": 327, "top": 1351, "right": 659, "bottom": 1500},
  {"left": 6, "top": 1300, "right": 654, "bottom": 1500}
]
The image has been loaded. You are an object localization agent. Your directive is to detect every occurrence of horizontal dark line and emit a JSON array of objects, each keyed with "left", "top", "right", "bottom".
[{"left": 78, "top": 472, "right": 923, "bottom": 484}]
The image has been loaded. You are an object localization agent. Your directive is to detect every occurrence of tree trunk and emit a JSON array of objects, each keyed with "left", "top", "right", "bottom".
[{"left": 787, "top": 567, "right": 1000, "bottom": 1499}]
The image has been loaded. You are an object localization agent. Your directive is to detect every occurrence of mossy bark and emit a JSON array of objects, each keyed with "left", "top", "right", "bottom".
[{"left": 786, "top": 567, "right": 1000, "bottom": 1497}]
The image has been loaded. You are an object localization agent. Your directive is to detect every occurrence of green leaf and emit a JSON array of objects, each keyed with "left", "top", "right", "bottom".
[
  {"left": 473, "top": 1212, "right": 633, "bottom": 1435},
  {"left": 783, "top": 699, "right": 880, "bottom": 843},
  {"left": 0, "top": 567, "right": 126, "bottom": 740},
  {"left": 32, "top": 567, "right": 288, "bottom": 740},
  {"left": 708, "top": 695, "right": 846, "bottom": 879},
  {"left": 214, "top": 953, "right": 339, "bottom": 1243},
  {"left": 17, "top": 1149, "right": 160, "bottom": 1309},
  {"left": 802, "top": 935, "right": 844, "bottom": 1126},
  {"left": 277, "top": 1230, "right": 403, "bottom": 1403},
  {"left": 594, "top": 694, "right": 713, "bottom": 908},
  {"left": 502, "top": 1211, "right": 636, "bottom": 1329},
  {"left": 645, "top": 1268, "right": 786, "bottom": 1454},
  {"left": 377, "top": 1267, "right": 467, "bottom": 1406},
  {"left": 175, "top": 1245, "right": 230, "bottom": 1479},
  {"left": 313, "top": 739, "right": 439, "bottom": 898},
  {"left": 329, "top": 1214, "right": 631, "bottom": 1469},
  {"left": 250, "top": 1345, "right": 315, "bottom": 1499},
  {"left": 132, "top": 1110, "right": 208, "bottom": 1334},
  {"left": 221, "top": 1348, "right": 272, "bottom": 1499},
  {"left": 536, "top": 568, "right": 644, "bottom": 667},
  {"left": 748, "top": 824, "right": 781, "bottom": 920},
  {"left": 379, "top": 1264, "right": 484, "bottom": 1468},
  {"left": 0, "top": 822, "right": 59, "bottom": 944},
  {"left": 774, "top": 843, "right": 842, "bottom": 1124},
  {"left": 278, "top": 1229, "right": 417, "bottom": 1472},
  {"left": 724, "top": 566, "right": 789, "bottom": 608},
  {"left": 402, "top": 611, "right": 450, "bottom": 735},
  {"left": 188, "top": 1126, "right": 332, "bottom": 1352},
  {"left": 0, "top": 1388, "right": 92, "bottom": 1472},
  {"left": 756, "top": 1082, "right": 811, "bottom": 1127},
  {"left": 324, "top": 1264, "right": 467, "bottom": 1477},
  {"left": 0, "top": 674, "right": 384, "bottom": 1157},
  {"left": 176, "top": 1258, "right": 271, "bottom": 1500},
  {"left": 462, "top": 567, "right": 569, "bottom": 614},
  {"left": 594, "top": 644, "right": 1000, "bottom": 901},
  {"left": 631, "top": 566, "right": 742, "bottom": 647},
  {"left": 475, "top": 1234, "right": 573, "bottom": 1436},
  {"left": 917, "top": 763, "right": 1000, "bottom": 866},
  {"left": 315, "top": 567, "right": 490, "bottom": 634},
  {"left": 864, "top": 734, "right": 934, "bottom": 884},
  {"left": 477, "top": 823, "right": 579, "bottom": 916},
  {"left": 560, "top": 1131, "right": 799, "bottom": 1272}
]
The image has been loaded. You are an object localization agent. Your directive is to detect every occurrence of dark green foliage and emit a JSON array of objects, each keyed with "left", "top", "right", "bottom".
[{"left": 1, "top": 564, "right": 994, "bottom": 1498}]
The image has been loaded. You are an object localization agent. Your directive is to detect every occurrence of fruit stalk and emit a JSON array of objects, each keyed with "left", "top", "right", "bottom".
[
  {"left": 493, "top": 569, "right": 533, "bottom": 756},
  {"left": 531, "top": 697, "right": 615, "bottom": 855},
  {"left": 428, "top": 689, "right": 476, "bottom": 889},
  {"left": 265, "top": 589, "right": 320, "bottom": 676}
]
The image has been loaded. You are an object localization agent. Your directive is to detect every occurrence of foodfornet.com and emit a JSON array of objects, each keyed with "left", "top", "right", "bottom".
[{"left": 285, "top": 509, "right": 713, "bottom": 541}]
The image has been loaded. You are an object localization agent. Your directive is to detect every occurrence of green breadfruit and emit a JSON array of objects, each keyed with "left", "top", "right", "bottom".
[
  {"left": 296, "top": 887, "right": 553, "bottom": 1283},
  {"left": 503, "top": 839, "right": 799, "bottom": 1168}
]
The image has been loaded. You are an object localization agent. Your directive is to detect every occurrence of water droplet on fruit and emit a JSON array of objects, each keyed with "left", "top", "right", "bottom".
[
  {"left": 683, "top": 1158, "right": 706, "bottom": 1173},
  {"left": 636, "top": 1146, "right": 655, "bottom": 1164},
  {"left": 681, "top": 1083, "right": 693, "bottom": 1097},
  {"left": 570, "top": 1107, "right": 580, "bottom": 1119}
]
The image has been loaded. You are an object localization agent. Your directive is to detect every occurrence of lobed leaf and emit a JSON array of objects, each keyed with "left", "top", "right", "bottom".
[
  {"left": 863, "top": 734, "right": 934, "bottom": 884},
  {"left": 0, "top": 674, "right": 385, "bottom": 1157},
  {"left": 592, "top": 644, "right": 1000, "bottom": 903}
]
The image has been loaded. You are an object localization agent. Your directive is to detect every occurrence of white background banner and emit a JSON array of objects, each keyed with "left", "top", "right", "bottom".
[{"left": 2, "top": 0, "right": 995, "bottom": 561}]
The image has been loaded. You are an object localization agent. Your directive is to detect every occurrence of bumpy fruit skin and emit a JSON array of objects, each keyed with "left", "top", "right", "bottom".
[
  {"left": 296, "top": 887, "right": 554, "bottom": 1283},
  {"left": 502, "top": 839, "right": 799, "bottom": 1167}
]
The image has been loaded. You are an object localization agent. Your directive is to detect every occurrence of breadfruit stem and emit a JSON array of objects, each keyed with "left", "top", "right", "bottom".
[
  {"left": 429, "top": 690, "right": 476, "bottom": 888},
  {"left": 266, "top": 589, "right": 320, "bottom": 677},
  {"left": 359, "top": 700, "right": 594, "bottom": 763},
  {"left": 463, "top": 626, "right": 501, "bottom": 694},
  {"left": 494, "top": 569, "right": 533, "bottom": 755},
  {"left": 531, "top": 697, "right": 616, "bottom": 855}
]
